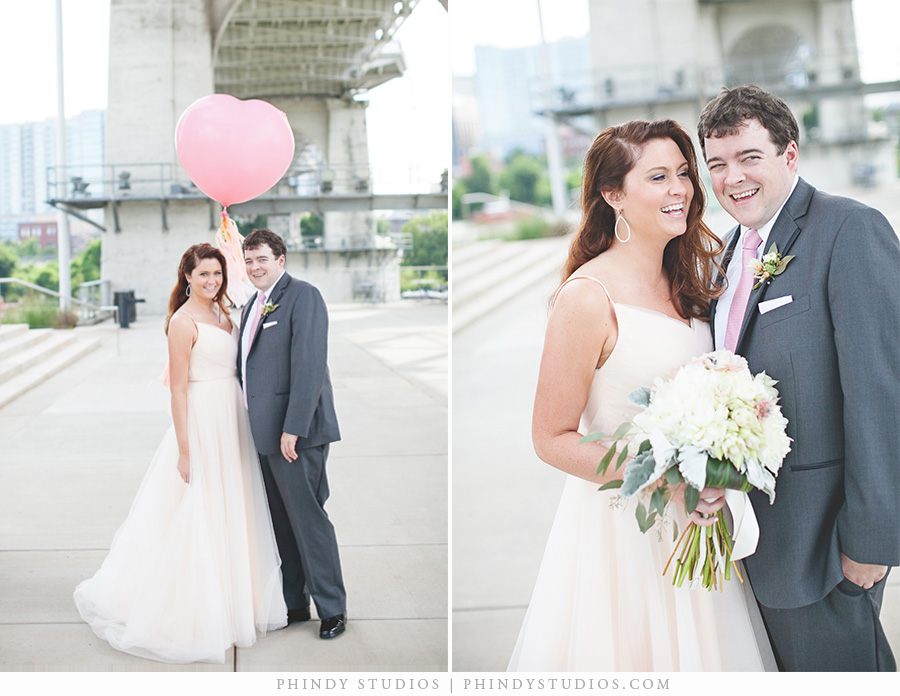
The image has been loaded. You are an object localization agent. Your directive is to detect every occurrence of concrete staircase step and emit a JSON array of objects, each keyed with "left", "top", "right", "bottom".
[
  {"left": 0, "top": 332, "right": 78, "bottom": 383},
  {"left": 0, "top": 324, "right": 30, "bottom": 345},
  {"left": 0, "top": 328, "right": 53, "bottom": 361},
  {"left": 451, "top": 239, "right": 503, "bottom": 276},
  {"left": 0, "top": 337, "right": 101, "bottom": 410},
  {"left": 451, "top": 240, "right": 524, "bottom": 288},
  {"left": 453, "top": 238, "right": 565, "bottom": 310},
  {"left": 453, "top": 239, "right": 567, "bottom": 335}
]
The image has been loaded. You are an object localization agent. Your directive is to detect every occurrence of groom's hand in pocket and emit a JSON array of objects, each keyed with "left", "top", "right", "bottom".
[
  {"left": 840, "top": 553, "right": 888, "bottom": 590},
  {"left": 281, "top": 432, "right": 299, "bottom": 462}
]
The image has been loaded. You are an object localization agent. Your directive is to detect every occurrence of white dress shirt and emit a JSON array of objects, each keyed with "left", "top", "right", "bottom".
[{"left": 714, "top": 176, "right": 799, "bottom": 350}]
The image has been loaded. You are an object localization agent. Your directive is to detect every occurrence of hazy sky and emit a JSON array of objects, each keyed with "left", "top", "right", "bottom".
[
  {"left": 451, "top": 0, "right": 900, "bottom": 87},
  {"left": 0, "top": 0, "right": 449, "bottom": 180}
]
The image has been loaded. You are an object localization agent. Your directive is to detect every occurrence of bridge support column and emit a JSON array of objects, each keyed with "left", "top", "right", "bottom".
[{"left": 102, "top": 0, "right": 216, "bottom": 316}]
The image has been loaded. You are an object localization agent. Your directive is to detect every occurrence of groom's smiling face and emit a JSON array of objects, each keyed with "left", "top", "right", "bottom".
[
  {"left": 245, "top": 243, "right": 285, "bottom": 292},
  {"left": 704, "top": 118, "right": 798, "bottom": 230}
]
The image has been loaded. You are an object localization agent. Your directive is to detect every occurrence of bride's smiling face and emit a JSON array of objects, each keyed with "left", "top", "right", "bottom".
[
  {"left": 609, "top": 137, "right": 693, "bottom": 241},
  {"left": 186, "top": 258, "right": 223, "bottom": 300}
]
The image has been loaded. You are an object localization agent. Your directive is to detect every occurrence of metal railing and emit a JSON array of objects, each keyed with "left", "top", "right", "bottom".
[
  {"left": 76, "top": 279, "right": 114, "bottom": 320},
  {"left": 0, "top": 277, "right": 116, "bottom": 325},
  {"left": 47, "top": 162, "right": 448, "bottom": 204},
  {"left": 400, "top": 265, "right": 448, "bottom": 302}
]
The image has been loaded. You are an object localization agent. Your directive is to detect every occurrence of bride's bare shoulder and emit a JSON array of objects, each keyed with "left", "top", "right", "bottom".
[{"left": 554, "top": 257, "right": 618, "bottom": 309}]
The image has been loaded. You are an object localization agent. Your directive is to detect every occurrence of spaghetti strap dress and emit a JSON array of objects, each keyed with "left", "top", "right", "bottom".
[
  {"left": 508, "top": 275, "right": 776, "bottom": 672},
  {"left": 74, "top": 314, "right": 287, "bottom": 663}
]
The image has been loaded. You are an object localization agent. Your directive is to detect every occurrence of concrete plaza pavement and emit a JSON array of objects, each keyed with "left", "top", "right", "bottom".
[
  {"left": 452, "top": 185, "right": 900, "bottom": 671},
  {"left": 0, "top": 300, "right": 448, "bottom": 672}
]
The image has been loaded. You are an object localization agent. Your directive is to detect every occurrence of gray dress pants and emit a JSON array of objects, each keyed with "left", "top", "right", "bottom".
[{"left": 259, "top": 443, "right": 346, "bottom": 620}]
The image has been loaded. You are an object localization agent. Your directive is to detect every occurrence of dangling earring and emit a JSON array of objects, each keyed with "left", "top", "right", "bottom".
[
  {"left": 615, "top": 209, "right": 631, "bottom": 243},
  {"left": 186, "top": 284, "right": 192, "bottom": 297}
]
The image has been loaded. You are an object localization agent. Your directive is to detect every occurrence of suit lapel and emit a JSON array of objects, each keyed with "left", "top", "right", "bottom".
[
  {"left": 735, "top": 178, "right": 813, "bottom": 352},
  {"left": 267, "top": 271, "right": 291, "bottom": 311},
  {"left": 247, "top": 272, "right": 291, "bottom": 358}
]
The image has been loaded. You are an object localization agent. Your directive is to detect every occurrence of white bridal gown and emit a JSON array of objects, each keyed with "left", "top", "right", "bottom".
[
  {"left": 508, "top": 276, "right": 776, "bottom": 672},
  {"left": 74, "top": 316, "right": 287, "bottom": 663}
]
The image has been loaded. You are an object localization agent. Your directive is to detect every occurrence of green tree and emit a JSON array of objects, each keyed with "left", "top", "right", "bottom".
[
  {"left": 462, "top": 154, "right": 495, "bottom": 195},
  {"left": 71, "top": 239, "right": 101, "bottom": 288},
  {"left": 0, "top": 244, "right": 19, "bottom": 279},
  {"left": 234, "top": 214, "right": 268, "bottom": 237},
  {"left": 376, "top": 218, "right": 392, "bottom": 237},
  {"left": 566, "top": 168, "right": 583, "bottom": 197},
  {"left": 400, "top": 212, "right": 448, "bottom": 270},
  {"left": 16, "top": 237, "right": 41, "bottom": 259},
  {"left": 7, "top": 261, "right": 59, "bottom": 300},
  {"left": 499, "top": 152, "right": 544, "bottom": 204},
  {"left": 452, "top": 181, "right": 465, "bottom": 220},
  {"left": 300, "top": 213, "right": 324, "bottom": 242}
]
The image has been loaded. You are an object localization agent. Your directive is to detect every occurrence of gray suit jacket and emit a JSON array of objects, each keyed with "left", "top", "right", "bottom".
[
  {"left": 712, "top": 177, "right": 900, "bottom": 609},
  {"left": 238, "top": 272, "right": 340, "bottom": 455}
]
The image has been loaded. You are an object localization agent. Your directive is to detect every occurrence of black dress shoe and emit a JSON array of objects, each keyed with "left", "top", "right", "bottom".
[
  {"left": 319, "top": 614, "right": 346, "bottom": 639},
  {"left": 288, "top": 607, "right": 311, "bottom": 625}
]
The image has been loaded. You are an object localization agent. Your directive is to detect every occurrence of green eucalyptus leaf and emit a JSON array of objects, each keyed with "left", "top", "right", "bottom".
[
  {"left": 637, "top": 439, "right": 652, "bottom": 455},
  {"left": 664, "top": 466, "right": 683, "bottom": 486},
  {"left": 684, "top": 485, "right": 700, "bottom": 514},
  {"left": 651, "top": 488, "right": 665, "bottom": 517},
  {"left": 615, "top": 445, "right": 629, "bottom": 471},
  {"left": 579, "top": 431, "right": 608, "bottom": 443},
  {"left": 597, "top": 444, "right": 616, "bottom": 476},
  {"left": 636, "top": 502, "right": 656, "bottom": 533},
  {"left": 635, "top": 500, "right": 648, "bottom": 530},
  {"left": 610, "top": 421, "right": 633, "bottom": 442},
  {"left": 598, "top": 479, "right": 623, "bottom": 491}
]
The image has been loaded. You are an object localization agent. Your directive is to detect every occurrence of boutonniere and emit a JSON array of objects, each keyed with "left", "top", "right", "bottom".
[
  {"left": 749, "top": 242, "right": 794, "bottom": 289},
  {"left": 261, "top": 301, "right": 279, "bottom": 318}
]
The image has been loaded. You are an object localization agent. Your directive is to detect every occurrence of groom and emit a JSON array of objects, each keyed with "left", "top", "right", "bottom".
[
  {"left": 699, "top": 85, "right": 900, "bottom": 671},
  {"left": 238, "top": 228, "right": 347, "bottom": 639}
]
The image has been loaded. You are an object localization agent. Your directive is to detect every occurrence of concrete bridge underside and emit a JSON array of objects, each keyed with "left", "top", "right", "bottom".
[{"left": 98, "top": 0, "right": 443, "bottom": 313}]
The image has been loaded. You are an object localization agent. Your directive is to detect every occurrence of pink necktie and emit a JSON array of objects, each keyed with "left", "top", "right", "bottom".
[
  {"left": 723, "top": 228, "right": 762, "bottom": 353},
  {"left": 243, "top": 292, "right": 267, "bottom": 407}
]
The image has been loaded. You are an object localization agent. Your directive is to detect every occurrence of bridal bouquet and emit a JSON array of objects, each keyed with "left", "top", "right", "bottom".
[{"left": 581, "top": 350, "right": 791, "bottom": 590}]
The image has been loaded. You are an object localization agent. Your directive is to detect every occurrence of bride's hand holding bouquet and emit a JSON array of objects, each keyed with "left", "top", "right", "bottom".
[{"left": 582, "top": 349, "right": 791, "bottom": 590}]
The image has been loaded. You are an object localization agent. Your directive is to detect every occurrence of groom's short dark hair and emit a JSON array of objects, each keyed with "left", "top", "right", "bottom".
[
  {"left": 698, "top": 85, "right": 799, "bottom": 159},
  {"left": 243, "top": 228, "right": 287, "bottom": 259}
]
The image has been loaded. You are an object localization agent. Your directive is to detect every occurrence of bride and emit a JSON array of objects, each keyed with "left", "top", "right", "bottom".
[
  {"left": 508, "top": 120, "right": 776, "bottom": 671},
  {"left": 74, "top": 243, "right": 287, "bottom": 664}
]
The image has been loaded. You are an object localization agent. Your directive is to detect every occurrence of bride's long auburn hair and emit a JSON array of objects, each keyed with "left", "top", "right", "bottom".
[
  {"left": 564, "top": 119, "right": 725, "bottom": 320},
  {"left": 165, "top": 244, "right": 232, "bottom": 333}
]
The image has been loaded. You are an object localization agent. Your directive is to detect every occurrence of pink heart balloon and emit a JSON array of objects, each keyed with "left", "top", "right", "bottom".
[{"left": 175, "top": 94, "right": 295, "bottom": 207}]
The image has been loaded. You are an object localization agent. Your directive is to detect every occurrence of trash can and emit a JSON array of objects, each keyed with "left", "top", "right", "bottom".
[{"left": 113, "top": 291, "right": 145, "bottom": 328}]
